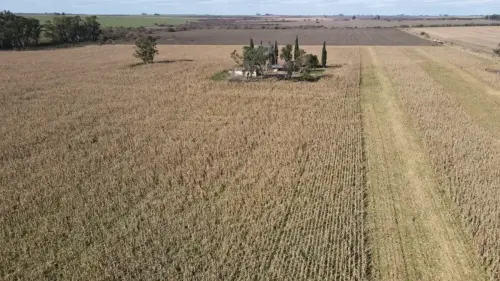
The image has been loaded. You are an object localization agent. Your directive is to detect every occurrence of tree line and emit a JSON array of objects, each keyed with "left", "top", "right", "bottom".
[
  {"left": 0, "top": 11, "right": 42, "bottom": 49},
  {"left": 0, "top": 10, "right": 102, "bottom": 49},
  {"left": 486, "top": 14, "right": 500, "bottom": 20}
]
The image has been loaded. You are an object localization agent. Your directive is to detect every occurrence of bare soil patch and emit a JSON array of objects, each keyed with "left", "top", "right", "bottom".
[{"left": 154, "top": 28, "right": 432, "bottom": 46}]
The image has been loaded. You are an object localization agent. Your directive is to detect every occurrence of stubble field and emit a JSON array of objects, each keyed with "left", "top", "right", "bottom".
[
  {"left": 409, "top": 26, "right": 500, "bottom": 53},
  {"left": 243, "top": 17, "right": 494, "bottom": 28},
  {"left": 1, "top": 41, "right": 500, "bottom": 280}
]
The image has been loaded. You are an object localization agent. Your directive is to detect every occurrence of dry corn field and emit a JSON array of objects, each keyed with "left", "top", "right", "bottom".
[{"left": 1, "top": 44, "right": 500, "bottom": 281}]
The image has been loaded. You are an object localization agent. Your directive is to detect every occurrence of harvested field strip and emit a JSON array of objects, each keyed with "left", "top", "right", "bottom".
[
  {"left": 377, "top": 46, "right": 500, "bottom": 281},
  {"left": 0, "top": 46, "right": 368, "bottom": 280},
  {"left": 405, "top": 48, "right": 500, "bottom": 140},
  {"left": 361, "top": 47, "right": 485, "bottom": 281},
  {"left": 408, "top": 47, "right": 500, "bottom": 91},
  {"left": 361, "top": 48, "right": 408, "bottom": 281}
]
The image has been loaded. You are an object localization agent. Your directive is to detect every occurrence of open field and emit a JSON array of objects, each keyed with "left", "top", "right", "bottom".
[
  {"left": 0, "top": 45, "right": 368, "bottom": 280},
  {"left": 409, "top": 26, "right": 500, "bottom": 53},
  {"left": 1, "top": 41, "right": 500, "bottom": 280},
  {"left": 20, "top": 14, "right": 196, "bottom": 27},
  {"left": 157, "top": 28, "right": 432, "bottom": 45},
  {"left": 243, "top": 17, "right": 495, "bottom": 28},
  {"left": 16, "top": 14, "right": 500, "bottom": 29}
]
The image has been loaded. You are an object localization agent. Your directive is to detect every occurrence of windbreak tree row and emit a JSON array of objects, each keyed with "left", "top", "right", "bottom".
[
  {"left": 0, "top": 11, "right": 42, "bottom": 49},
  {"left": 0, "top": 10, "right": 102, "bottom": 49}
]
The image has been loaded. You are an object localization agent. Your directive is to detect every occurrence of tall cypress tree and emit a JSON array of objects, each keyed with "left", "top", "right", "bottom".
[
  {"left": 268, "top": 42, "right": 275, "bottom": 65},
  {"left": 294, "top": 36, "right": 300, "bottom": 60},
  {"left": 321, "top": 41, "right": 327, "bottom": 68},
  {"left": 274, "top": 41, "right": 279, "bottom": 64},
  {"left": 250, "top": 38, "right": 254, "bottom": 49}
]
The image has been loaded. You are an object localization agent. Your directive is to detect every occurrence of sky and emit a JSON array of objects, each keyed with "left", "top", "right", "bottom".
[{"left": 5, "top": 0, "right": 500, "bottom": 16}]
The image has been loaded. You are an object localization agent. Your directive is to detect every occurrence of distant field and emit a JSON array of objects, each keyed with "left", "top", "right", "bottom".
[
  {"left": 240, "top": 17, "right": 495, "bottom": 28},
  {"left": 21, "top": 14, "right": 196, "bottom": 27},
  {"left": 410, "top": 26, "right": 500, "bottom": 53},
  {"left": 157, "top": 28, "right": 432, "bottom": 45}
]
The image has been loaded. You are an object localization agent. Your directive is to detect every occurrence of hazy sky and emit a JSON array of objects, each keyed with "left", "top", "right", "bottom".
[{"left": 5, "top": 0, "right": 500, "bottom": 15}]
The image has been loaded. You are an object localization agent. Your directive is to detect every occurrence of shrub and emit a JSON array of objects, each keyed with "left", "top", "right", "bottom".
[
  {"left": 167, "top": 27, "right": 176, "bottom": 32},
  {"left": 494, "top": 44, "right": 500, "bottom": 56},
  {"left": 304, "top": 54, "right": 320, "bottom": 69},
  {"left": 126, "top": 31, "right": 137, "bottom": 40},
  {"left": 133, "top": 36, "right": 159, "bottom": 64},
  {"left": 301, "top": 72, "right": 319, "bottom": 82}
]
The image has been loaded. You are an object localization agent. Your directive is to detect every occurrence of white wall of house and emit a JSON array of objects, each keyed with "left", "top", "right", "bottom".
[{"left": 229, "top": 69, "right": 257, "bottom": 77}]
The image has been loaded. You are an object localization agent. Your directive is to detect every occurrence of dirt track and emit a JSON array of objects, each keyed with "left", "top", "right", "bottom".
[{"left": 156, "top": 28, "right": 433, "bottom": 46}]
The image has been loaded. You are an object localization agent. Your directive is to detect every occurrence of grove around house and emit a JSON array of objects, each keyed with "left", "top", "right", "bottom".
[{"left": 224, "top": 38, "right": 327, "bottom": 82}]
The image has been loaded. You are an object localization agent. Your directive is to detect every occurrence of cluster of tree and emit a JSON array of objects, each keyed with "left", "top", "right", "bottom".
[
  {"left": 280, "top": 37, "right": 325, "bottom": 80},
  {"left": 230, "top": 40, "right": 269, "bottom": 77},
  {"left": 230, "top": 37, "right": 327, "bottom": 80},
  {"left": 44, "top": 15, "right": 101, "bottom": 44},
  {"left": 0, "top": 11, "right": 42, "bottom": 49},
  {"left": 486, "top": 14, "right": 500, "bottom": 20}
]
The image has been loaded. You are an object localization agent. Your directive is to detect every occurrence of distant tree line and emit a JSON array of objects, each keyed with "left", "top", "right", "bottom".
[
  {"left": 44, "top": 15, "right": 101, "bottom": 44},
  {"left": 0, "top": 10, "right": 102, "bottom": 49},
  {"left": 486, "top": 14, "right": 500, "bottom": 20}
]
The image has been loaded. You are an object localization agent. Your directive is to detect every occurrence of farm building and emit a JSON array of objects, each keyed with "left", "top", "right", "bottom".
[
  {"left": 229, "top": 67, "right": 257, "bottom": 77},
  {"left": 271, "top": 64, "right": 285, "bottom": 72}
]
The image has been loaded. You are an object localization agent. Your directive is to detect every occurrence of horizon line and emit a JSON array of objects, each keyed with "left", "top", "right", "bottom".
[{"left": 14, "top": 12, "right": 489, "bottom": 17}]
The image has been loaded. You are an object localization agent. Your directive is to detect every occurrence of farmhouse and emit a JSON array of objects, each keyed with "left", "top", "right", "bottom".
[
  {"left": 229, "top": 67, "right": 257, "bottom": 77},
  {"left": 432, "top": 38, "right": 444, "bottom": 45},
  {"left": 270, "top": 64, "right": 286, "bottom": 72}
]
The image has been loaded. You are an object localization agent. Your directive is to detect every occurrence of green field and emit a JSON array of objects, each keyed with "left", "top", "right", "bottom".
[{"left": 21, "top": 14, "right": 196, "bottom": 27}]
